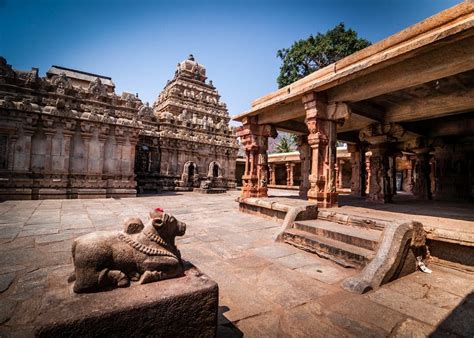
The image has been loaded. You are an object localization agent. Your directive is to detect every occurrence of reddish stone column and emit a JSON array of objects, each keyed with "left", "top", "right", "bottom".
[
  {"left": 365, "top": 152, "right": 371, "bottom": 195},
  {"left": 285, "top": 162, "right": 295, "bottom": 187},
  {"left": 269, "top": 164, "right": 276, "bottom": 185},
  {"left": 302, "top": 93, "right": 340, "bottom": 208},
  {"left": 236, "top": 116, "right": 276, "bottom": 198}
]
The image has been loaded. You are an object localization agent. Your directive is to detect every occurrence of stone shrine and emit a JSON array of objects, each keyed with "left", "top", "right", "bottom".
[
  {"left": 0, "top": 55, "right": 239, "bottom": 199},
  {"left": 138, "top": 54, "right": 239, "bottom": 192}
]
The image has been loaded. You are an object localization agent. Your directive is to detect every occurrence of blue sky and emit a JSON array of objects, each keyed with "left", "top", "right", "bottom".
[{"left": 0, "top": 0, "right": 462, "bottom": 122}]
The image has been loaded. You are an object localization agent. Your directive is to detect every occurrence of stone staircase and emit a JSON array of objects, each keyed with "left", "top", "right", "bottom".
[
  {"left": 282, "top": 214, "right": 383, "bottom": 268},
  {"left": 278, "top": 210, "right": 426, "bottom": 293}
]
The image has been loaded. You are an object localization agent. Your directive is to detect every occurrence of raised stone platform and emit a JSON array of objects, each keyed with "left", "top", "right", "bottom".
[
  {"left": 34, "top": 264, "right": 218, "bottom": 337},
  {"left": 237, "top": 196, "right": 318, "bottom": 223}
]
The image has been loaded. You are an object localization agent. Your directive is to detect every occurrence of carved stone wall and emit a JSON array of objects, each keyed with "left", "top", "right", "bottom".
[
  {"left": 0, "top": 57, "right": 141, "bottom": 199},
  {"left": 0, "top": 56, "right": 239, "bottom": 199}
]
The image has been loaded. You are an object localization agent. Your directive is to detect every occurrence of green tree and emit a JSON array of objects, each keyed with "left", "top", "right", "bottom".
[
  {"left": 275, "top": 136, "right": 295, "bottom": 153},
  {"left": 276, "top": 23, "right": 371, "bottom": 88}
]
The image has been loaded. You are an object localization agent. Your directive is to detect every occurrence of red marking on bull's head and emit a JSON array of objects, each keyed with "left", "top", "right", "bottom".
[{"left": 155, "top": 208, "right": 164, "bottom": 213}]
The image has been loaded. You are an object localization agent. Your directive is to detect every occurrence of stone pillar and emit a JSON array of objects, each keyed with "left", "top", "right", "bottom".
[
  {"left": 413, "top": 147, "right": 433, "bottom": 200},
  {"left": 296, "top": 135, "right": 311, "bottom": 198},
  {"left": 365, "top": 152, "right": 371, "bottom": 195},
  {"left": 359, "top": 123, "right": 405, "bottom": 203},
  {"left": 303, "top": 93, "right": 347, "bottom": 208},
  {"left": 347, "top": 143, "right": 366, "bottom": 196},
  {"left": 367, "top": 144, "right": 393, "bottom": 203},
  {"left": 269, "top": 164, "right": 276, "bottom": 185},
  {"left": 285, "top": 162, "right": 294, "bottom": 187},
  {"left": 236, "top": 116, "right": 276, "bottom": 198}
]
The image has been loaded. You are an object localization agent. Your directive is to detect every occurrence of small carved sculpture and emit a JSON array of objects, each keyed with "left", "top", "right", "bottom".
[{"left": 70, "top": 208, "right": 186, "bottom": 293}]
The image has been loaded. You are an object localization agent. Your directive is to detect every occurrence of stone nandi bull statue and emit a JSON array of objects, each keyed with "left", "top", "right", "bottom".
[{"left": 70, "top": 208, "right": 186, "bottom": 293}]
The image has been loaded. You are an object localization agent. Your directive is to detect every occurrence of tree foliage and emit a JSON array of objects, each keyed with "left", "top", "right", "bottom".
[
  {"left": 276, "top": 23, "right": 371, "bottom": 88},
  {"left": 275, "top": 135, "right": 295, "bottom": 153}
]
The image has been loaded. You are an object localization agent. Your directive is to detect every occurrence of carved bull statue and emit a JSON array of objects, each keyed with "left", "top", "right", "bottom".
[{"left": 70, "top": 208, "right": 186, "bottom": 293}]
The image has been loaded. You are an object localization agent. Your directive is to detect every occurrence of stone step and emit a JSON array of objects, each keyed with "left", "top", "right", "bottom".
[
  {"left": 282, "top": 228, "right": 375, "bottom": 268},
  {"left": 294, "top": 220, "right": 382, "bottom": 251},
  {"left": 317, "top": 210, "right": 389, "bottom": 231}
]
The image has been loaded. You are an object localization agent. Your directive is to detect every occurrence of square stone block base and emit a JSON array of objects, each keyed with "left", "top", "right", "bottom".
[{"left": 34, "top": 264, "right": 218, "bottom": 337}]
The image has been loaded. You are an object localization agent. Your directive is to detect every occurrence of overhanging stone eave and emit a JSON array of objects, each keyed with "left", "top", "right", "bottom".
[{"left": 239, "top": 2, "right": 473, "bottom": 119}]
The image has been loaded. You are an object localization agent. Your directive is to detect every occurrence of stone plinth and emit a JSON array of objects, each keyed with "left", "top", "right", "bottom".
[{"left": 34, "top": 264, "right": 218, "bottom": 338}]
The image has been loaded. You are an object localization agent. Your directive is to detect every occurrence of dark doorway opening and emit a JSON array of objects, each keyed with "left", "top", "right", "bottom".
[{"left": 188, "top": 164, "right": 194, "bottom": 177}]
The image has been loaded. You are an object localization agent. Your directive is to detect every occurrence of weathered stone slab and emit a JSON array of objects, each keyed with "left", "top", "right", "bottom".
[{"left": 34, "top": 264, "right": 218, "bottom": 337}]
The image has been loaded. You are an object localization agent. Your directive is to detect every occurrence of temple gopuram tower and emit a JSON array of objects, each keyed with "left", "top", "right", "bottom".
[{"left": 135, "top": 55, "right": 239, "bottom": 192}]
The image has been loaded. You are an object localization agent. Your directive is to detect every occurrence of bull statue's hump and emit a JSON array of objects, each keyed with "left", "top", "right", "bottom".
[{"left": 70, "top": 208, "right": 186, "bottom": 293}]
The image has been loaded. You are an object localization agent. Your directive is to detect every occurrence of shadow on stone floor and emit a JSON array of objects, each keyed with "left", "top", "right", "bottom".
[
  {"left": 217, "top": 306, "right": 244, "bottom": 338},
  {"left": 267, "top": 189, "right": 474, "bottom": 222},
  {"left": 430, "top": 291, "right": 474, "bottom": 337},
  {"left": 338, "top": 194, "right": 474, "bottom": 222}
]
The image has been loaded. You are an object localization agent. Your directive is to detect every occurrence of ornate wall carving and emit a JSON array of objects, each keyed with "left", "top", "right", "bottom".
[{"left": 0, "top": 56, "right": 238, "bottom": 199}]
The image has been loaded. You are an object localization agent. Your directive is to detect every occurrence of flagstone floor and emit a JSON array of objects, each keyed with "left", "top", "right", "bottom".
[{"left": 0, "top": 190, "right": 472, "bottom": 337}]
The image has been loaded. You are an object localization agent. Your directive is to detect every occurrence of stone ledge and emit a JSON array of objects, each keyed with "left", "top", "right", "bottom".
[
  {"left": 238, "top": 196, "right": 318, "bottom": 223},
  {"left": 34, "top": 264, "right": 218, "bottom": 338},
  {"left": 195, "top": 188, "right": 227, "bottom": 194}
]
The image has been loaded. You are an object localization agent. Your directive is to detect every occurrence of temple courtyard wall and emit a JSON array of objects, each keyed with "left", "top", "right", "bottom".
[
  {"left": 0, "top": 190, "right": 472, "bottom": 336},
  {"left": 0, "top": 56, "right": 239, "bottom": 201}
]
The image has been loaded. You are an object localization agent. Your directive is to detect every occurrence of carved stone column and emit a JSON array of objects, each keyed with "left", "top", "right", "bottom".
[
  {"left": 347, "top": 143, "right": 366, "bottom": 196},
  {"left": 359, "top": 123, "right": 405, "bottom": 203},
  {"left": 269, "top": 164, "right": 276, "bottom": 185},
  {"left": 296, "top": 135, "right": 310, "bottom": 198},
  {"left": 367, "top": 144, "right": 393, "bottom": 203},
  {"left": 365, "top": 152, "right": 371, "bottom": 195},
  {"left": 236, "top": 116, "right": 276, "bottom": 198},
  {"left": 285, "top": 162, "right": 295, "bottom": 187},
  {"left": 413, "top": 147, "right": 433, "bottom": 200},
  {"left": 303, "top": 93, "right": 349, "bottom": 208}
]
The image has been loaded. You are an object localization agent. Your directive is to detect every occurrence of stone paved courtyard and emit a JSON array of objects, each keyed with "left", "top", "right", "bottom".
[{"left": 0, "top": 191, "right": 473, "bottom": 337}]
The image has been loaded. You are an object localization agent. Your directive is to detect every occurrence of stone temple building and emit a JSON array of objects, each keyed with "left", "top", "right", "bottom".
[
  {"left": 138, "top": 55, "right": 238, "bottom": 193},
  {"left": 0, "top": 55, "right": 238, "bottom": 200}
]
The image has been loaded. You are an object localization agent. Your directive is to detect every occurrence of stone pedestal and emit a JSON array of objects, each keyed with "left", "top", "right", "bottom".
[{"left": 34, "top": 264, "right": 218, "bottom": 338}]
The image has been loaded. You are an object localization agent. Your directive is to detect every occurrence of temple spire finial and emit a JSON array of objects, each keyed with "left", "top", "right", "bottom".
[{"left": 188, "top": 54, "right": 195, "bottom": 61}]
